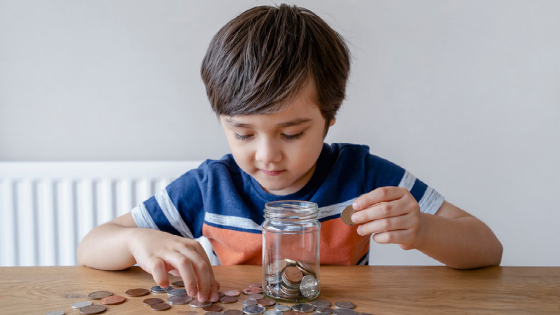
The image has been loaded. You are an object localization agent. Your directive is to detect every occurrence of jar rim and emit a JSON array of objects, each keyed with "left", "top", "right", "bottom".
[{"left": 264, "top": 200, "right": 319, "bottom": 219}]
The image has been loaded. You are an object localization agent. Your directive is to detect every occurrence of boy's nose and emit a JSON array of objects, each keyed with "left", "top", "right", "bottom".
[{"left": 255, "top": 139, "right": 282, "bottom": 165}]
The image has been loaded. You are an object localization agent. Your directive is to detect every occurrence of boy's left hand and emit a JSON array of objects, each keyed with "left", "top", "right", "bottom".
[{"left": 351, "top": 187, "right": 424, "bottom": 250}]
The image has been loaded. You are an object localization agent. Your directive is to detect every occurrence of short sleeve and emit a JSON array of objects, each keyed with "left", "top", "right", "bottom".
[
  {"left": 131, "top": 162, "right": 208, "bottom": 238},
  {"left": 364, "top": 153, "right": 445, "bottom": 215}
]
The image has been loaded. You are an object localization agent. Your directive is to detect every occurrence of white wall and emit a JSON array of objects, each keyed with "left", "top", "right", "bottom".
[{"left": 1, "top": 0, "right": 559, "bottom": 266}]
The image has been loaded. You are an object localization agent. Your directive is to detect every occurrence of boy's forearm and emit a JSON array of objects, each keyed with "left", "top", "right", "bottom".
[
  {"left": 77, "top": 223, "right": 137, "bottom": 270},
  {"left": 415, "top": 213, "right": 503, "bottom": 269}
]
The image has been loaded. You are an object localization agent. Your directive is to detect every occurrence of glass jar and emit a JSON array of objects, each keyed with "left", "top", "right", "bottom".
[{"left": 262, "top": 200, "right": 321, "bottom": 303}]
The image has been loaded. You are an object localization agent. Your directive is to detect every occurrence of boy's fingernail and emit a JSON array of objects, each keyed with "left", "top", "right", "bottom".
[
  {"left": 199, "top": 294, "right": 207, "bottom": 302},
  {"left": 357, "top": 226, "right": 362, "bottom": 235},
  {"left": 353, "top": 201, "right": 360, "bottom": 210},
  {"left": 211, "top": 292, "right": 219, "bottom": 302},
  {"left": 351, "top": 214, "right": 359, "bottom": 223}
]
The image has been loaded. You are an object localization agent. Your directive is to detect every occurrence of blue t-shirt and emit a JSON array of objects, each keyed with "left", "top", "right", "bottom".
[{"left": 131, "top": 143, "right": 444, "bottom": 266}]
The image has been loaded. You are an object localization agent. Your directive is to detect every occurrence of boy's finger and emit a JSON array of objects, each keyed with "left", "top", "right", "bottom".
[
  {"left": 175, "top": 247, "right": 213, "bottom": 303},
  {"left": 189, "top": 242, "right": 220, "bottom": 302},
  {"left": 147, "top": 257, "right": 170, "bottom": 288},
  {"left": 371, "top": 229, "right": 412, "bottom": 245},
  {"left": 356, "top": 211, "right": 413, "bottom": 235},
  {"left": 164, "top": 252, "right": 198, "bottom": 297},
  {"left": 353, "top": 187, "right": 407, "bottom": 210},
  {"left": 352, "top": 198, "right": 409, "bottom": 223}
]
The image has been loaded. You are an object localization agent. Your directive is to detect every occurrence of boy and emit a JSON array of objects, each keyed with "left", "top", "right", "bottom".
[{"left": 77, "top": 3, "right": 503, "bottom": 305}]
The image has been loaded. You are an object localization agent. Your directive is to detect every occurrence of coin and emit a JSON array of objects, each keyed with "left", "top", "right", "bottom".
[
  {"left": 72, "top": 301, "right": 93, "bottom": 309},
  {"left": 219, "top": 291, "right": 225, "bottom": 298},
  {"left": 340, "top": 205, "right": 357, "bottom": 225},
  {"left": 167, "top": 295, "right": 193, "bottom": 305},
  {"left": 242, "top": 305, "right": 266, "bottom": 314},
  {"left": 151, "top": 302, "right": 171, "bottom": 311},
  {"left": 46, "top": 312, "right": 65, "bottom": 315},
  {"left": 224, "top": 310, "right": 244, "bottom": 315},
  {"left": 204, "top": 312, "right": 224, "bottom": 315},
  {"left": 189, "top": 299, "right": 212, "bottom": 308},
  {"left": 267, "top": 260, "right": 289, "bottom": 274},
  {"left": 203, "top": 304, "right": 223, "bottom": 312},
  {"left": 296, "top": 261, "right": 316, "bottom": 275},
  {"left": 310, "top": 300, "right": 331, "bottom": 308},
  {"left": 220, "top": 296, "right": 238, "bottom": 304},
  {"left": 224, "top": 290, "right": 241, "bottom": 297},
  {"left": 257, "top": 298, "right": 276, "bottom": 307},
  {"left": 283, "top": 266, "right": 304, "bottom": 283},
  {"left": 243, "top": 287, "right": 263, "bottom": 295},
  {"left": 299, "top": 275, "right": 318, "bottom": 298},
  {"left": 263, "top": 311, "right": 283, "bottom": 315},
  {"left": 167, "top": 288, "right": 188, "bottom": 296},
  {"left": 315, "top": 307, "right": 333, "bottom": 313},
  {"left": 243, "top": 299, "right": 258, "bottom": 306},
  {"left": 316, "top": 313, "right": 333, "bottom": 315},
  {"left": 125, "top": 288, "right": 150, "bottom": 297},
  {"left": 274, "top": 305, "right": 292, "bottom": 312},
  {"left": 88, "top": 291, "right": 113, "bottom": 300},
  {"left": 151, "top": 286, "right": 173, "bottom": 293},
  {"left": 143, "top": 298, "right": 164, "bottom": 306},
  {"left": 247, "top": 294, "right": 264, "bottom": 300},
  {"left": 100, "top": 294, "right": 126, "bottom": 305},
  {"left": 284, "top": 312, "right": 305, "bottom": 315},
  {"left": 171, "top": 280, "right": 184, "bottom": 287},
  {"left": 79, "top": 305, "right": 107, "bottom": 314},
  {"left": 292, "top": 303, "right": 315, "bottom": 313},
  {"left": 334, "top": 302, "right": 355, "bottom": 309},
  {"left": 333, "top": 310, "right": 357, "bottom": 315}
]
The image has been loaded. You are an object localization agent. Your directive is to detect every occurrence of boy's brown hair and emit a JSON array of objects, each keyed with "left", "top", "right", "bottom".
[{"left": 200, "top": 4, "right": 351, "bottom": 132}]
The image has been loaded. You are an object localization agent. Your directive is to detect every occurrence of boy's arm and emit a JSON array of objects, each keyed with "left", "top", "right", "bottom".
[
  {"left": 351, "top": 188, "right": 503, "bottom": 269},
  {"left": 405, "top": 201, "right": 503, "bottom": 269}
]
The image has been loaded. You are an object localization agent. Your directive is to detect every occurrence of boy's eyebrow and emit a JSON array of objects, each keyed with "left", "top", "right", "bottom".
[{"left": 224, "top": 118, "right": 312, "bottom": 128}]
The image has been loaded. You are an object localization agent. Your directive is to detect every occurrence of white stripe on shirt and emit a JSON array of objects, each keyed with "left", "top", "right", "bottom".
[
  {"left": 131, "top": 204, "right": 159, "bottom": 230},
  {"left": 418, "top": 187, "right": 445, "bottom": 214},
  {"left": 204, "top": 212, "right": 262, "bottom": 232},
  {"left": 154, "top": 189, "right": 195, "bottom": 239},
  {"left": 398, "top": 171, "right": 417, "bottom": 191}
]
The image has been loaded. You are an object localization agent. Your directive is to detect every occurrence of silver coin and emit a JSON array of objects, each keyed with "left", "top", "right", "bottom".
[
  {"left": 292, "top": 303, "right": 316, "bottom": 313},
  {"left": 71, "top": 301, "right": 93, "bottom": 309},
  {"left": 167, "top": 288, "right": 188, "bottom": 296},
  {"left": 315, "top": 307, "right": 333, "bottom": 314},
  {"left": 167, "top": 295, "right": 193, "bottom": 305},
  {"left": 242, "top": 305, "right": 266, "bottom": 314},
  {"left": 45, "top": 312, "right": 65, "bottom": 315},
  {"left": 334, "top": 302, "right": 355, "bottom": 309},
  {"left": 247, "top": 293, "right": 264, "bottom": 300},
  {"left": 243, "top": 299, "right": 258, "bottom": 306},
  {"left": 333, "top": 309, "right": 357, "bottom": 315},
  {"left": 263, "top": 311, "right": 283, "bottom": 315},
  {"left": 189, "top": 299, "right": 212, "bottom": 307},
  {"left": 300, "top": 275, "right": 319, "bottom": 298},
  {"left": 151, "top": 285, "right": 172, "bottom": 293},
  {"left": 310, "top": 300, "right": 331, "bottom": 308},
  {"left": 275, "top": 305, "right": 292, "bottom": 312}
]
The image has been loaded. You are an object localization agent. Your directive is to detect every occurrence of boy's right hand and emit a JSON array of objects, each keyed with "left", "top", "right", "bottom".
[{"left": 127, "top": 228, "right": 220, "bottom": 303}]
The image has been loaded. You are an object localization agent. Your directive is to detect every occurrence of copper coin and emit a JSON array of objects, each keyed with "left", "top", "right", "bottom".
[
  {"left": 218, "top": 291, "right": 225, "bottom": 298},
  {"left": 144, "top": 298, "right": 165, "bottom": 305},
  {"left": 247, "top": 294, "right": 264, "bottom": 300},
  {"left": 243, "top": 287, "right": 263, "bottom": 295},
  {"left": 88, "top": 291, "right": 113, "bottom": 300},
  {"left": 167, "top": 295, "right": 193, "bottom": 305},
  {"left": 202, "top": 304, "right": 223, "bottom": 312},
  {"left": 224, "top": 310, "right": 244, "bottom": 315},
  {"left": 100, "top": 294, "right": 126, "bottom": 305},
  {"left": 315, "top": 307, "right": 333, "bottom": 314},
  {"left": 219, "top": 296, "right": 238, "bottom": 304},
  {"left": 334, "top": 302, "right": 355, "bottom": 309},
  {"left": 257, "top": 298, "right": 276, "bottom": 307},
  {"left": 310, "top": 300, "right": 331, "bottom": 308},
  {"left": 340, "top": 204, "right": 357, "bottom": 225},
  {"left": 126, "top": 288, "right": 150, "bottom": 297},
  {"left": 333, "top": 310, "right": 357, "bottom": 315},
  {"left": 224, "top": 290, "right": 241, "bottom": 297},
  {"left": 283, "top": 267, "right": 303, "bottom": 283},
  {"left": 248, "top": 282, "right": 262, "bottom": 288},
  {"left": 80, "top": 305, "right": 107, "bottom": 315},
  {"left": 284, "top": 312, "right": 305, "bottom": 315},
  {"left": 151, "top": 302, "right": 171, "bottom": 311},
  {"left": 296, "top": 261, "right": 316, "bottom": 275},
  {"left": 171, "top": 280, "right": 184, "bottom": 287}
]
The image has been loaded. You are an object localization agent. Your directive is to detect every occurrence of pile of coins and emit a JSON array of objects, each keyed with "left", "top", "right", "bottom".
[{"left": 265, "top": 259, "right": 319, "bottom": 301}]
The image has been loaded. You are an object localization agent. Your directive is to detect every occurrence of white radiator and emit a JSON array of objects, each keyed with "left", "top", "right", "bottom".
[{"left": 0, "top": 161, "right": 203, "bottom": 267}]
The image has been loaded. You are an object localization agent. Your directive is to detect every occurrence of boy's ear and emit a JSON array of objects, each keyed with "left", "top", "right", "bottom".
[{"left": 329, "top": 118, "right": 336, "bottom": 127}]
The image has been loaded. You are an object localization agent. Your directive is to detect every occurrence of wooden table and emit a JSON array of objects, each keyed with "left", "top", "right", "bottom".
[{"left": 0, "top": 266, "right": 559, "bottom": 314}]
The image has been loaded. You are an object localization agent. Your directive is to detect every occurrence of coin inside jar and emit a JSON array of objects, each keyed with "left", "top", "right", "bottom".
[
  {"left": 283, "top": 266, "right": 304, "bottom": 283},
  {"left": 220, "top": 296, "right": 238, "bottom": 304},
  {"left": 143, "top": 298, "right": 164, "bottom": 305},
  {"left": 334, "top": 302, "right": 355, "bottom": 309},
  {"left": 151, "top": 302, "right": 171, "bottom": 311},
  {"left": 79, "top": 305, "right": 107, "bottom": 315},
  {"left": 167, "top": 295, "right": 193, "bottom": 305},
  {"left": 100, "top": 294, "right": 126, "bottom": 305},
  {"left": 88, "top": 291, "right": 113, "bottom": 300},
  {"left": 202, "top": 304, "right": 223, "bottom": 312},
  {"left": 125, "top": 288, "right": 150, "bottom": 297}
]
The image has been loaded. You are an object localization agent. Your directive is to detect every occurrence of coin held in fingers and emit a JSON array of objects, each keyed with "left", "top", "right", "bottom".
[{"left": 341, "top": 205, "right": 357, "bottom": 225}]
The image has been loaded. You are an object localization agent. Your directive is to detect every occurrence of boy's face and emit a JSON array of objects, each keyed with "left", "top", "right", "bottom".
[{"left": 220, "top": 82, "right": 335, "bottom": 196}]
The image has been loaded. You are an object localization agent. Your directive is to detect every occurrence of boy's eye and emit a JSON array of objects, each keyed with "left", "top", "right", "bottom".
[
  {"left": 233, "top": 131, "right": 305, "bottom": 141},
  {"left": 233, "top": 133, "right": 253, "bottom": 140}
]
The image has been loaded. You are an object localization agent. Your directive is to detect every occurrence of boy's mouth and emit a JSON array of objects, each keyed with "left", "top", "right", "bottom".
[{"left": 259, "top": 169, "right": 285, "bottom": 176}]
